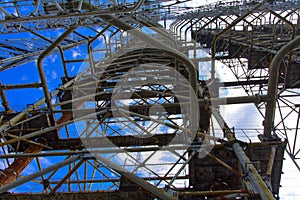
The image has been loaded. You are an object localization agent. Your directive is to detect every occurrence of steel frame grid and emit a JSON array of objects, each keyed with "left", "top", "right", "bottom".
[{"left": 0, "top": 0, "right": 297, "bottom": 199}]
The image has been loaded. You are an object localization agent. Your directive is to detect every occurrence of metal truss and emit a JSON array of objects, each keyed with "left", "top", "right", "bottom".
[
  {"left": 172, "top": 0, "right": 300, "bottom": 170},
  {"left": 0, "top": 0, "right": 298, "bottom": 200}
]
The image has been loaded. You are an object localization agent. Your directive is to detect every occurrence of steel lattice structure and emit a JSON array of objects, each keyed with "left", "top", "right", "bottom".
[{"left": 0, "top": 0, "right": 299, "bottom": 199}]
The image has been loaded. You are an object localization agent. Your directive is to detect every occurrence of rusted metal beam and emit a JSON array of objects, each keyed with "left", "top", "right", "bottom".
[
  {"left": 0, "top": 83, "right": 42, "bottom": 90},
  {"left": 0, "top": 95, "right": 84, "bottom": 187},
  {"left": 207, "top": 152, "right": 242, "bottom": 178},
  {"left": 0, "top": 143, "right": 44, "bottom": 186},
  {"left": 266, "top": 146, "right": 277, "bottom": 176},
  {"left": 0, "top": 82, "right": 10, "bottom": 112},
  {"left": 179, "top": 189, "right": 248, "bottom": 196}
]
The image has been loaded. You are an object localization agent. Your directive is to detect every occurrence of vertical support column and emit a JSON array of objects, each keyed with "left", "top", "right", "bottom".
[
  {"left": 0, "top": 83, "right": 11, "bottom": 112},
  {"left": 212, "top": 108, "right": 275, "bottom": 200},
  {"left": 264, "top": 36, "right": 300, "bottom": 136}
]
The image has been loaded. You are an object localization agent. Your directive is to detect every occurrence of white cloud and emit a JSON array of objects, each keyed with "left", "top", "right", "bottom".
[
  {"left": 71, "top": 65, "right": 76, "bottom": 72},
  {"left": 51, "top": 71, "right": 57, "bottom": 79},
  {"left": 49, "top": 54, "right": 58, "bottom": 63},
  {"left": 71, "top": 50, "right": 81, "bottom": 58},
  {"left": 280, "top": 153, "right": 300, "bottom": 199}
]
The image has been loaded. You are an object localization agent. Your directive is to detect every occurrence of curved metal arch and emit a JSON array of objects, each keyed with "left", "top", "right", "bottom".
[{"left": 264, "top": 36, "right": 300, "bottom": 137}]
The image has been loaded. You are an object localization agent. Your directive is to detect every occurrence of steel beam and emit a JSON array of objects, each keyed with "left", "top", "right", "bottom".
[
  {"left": 0, "top": 0, "right": 145, "bottom": 24},
  {"left": 0, "top": 109, "right": 109, "bottom": 147},
  {"left": 0, "top": 83, "right": 42, "bottom": 90},
  {"left": 48, "top": 159, "right": 85, "bottom": 195},
  {"left": 99, "top": 14, "right": 198, "bottom": 93},
  {"left": 0, "top": 156, "right": 80, "bottom": 193},
  {"left": 96, "top": 154, "right": 177, "bottom": 200}
]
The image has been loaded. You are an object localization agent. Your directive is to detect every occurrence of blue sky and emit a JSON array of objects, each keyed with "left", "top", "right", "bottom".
[{"left": 0, "top": 0, "right": 299, "bottom": 198}]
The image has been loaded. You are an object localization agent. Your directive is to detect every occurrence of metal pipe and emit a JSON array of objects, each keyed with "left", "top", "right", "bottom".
[
  {"left": 56, "top": 93, "right": 267, "bottom": 110},
  {"left": 266, "top": 146, "right": 277, "bottom": 176},
  {"left": 0, "top": 144, "right": 44, "bottom": 186},
  {"left": 0, "top": 83, "right": 10, "bottom": 112},
  {"left": 96, "top": 154, "right": 177, "bottom": 200},
  {"left": 0, "top": 6, "right": 11, "bottom": 17},
  {"left": 31, "top": 0, "right": 40, "bottom": 16},
  {"left": 58, "top": 47, "right": 69, "bottom": 78},
  {"left": 204, "top": 94, "right": 267, "bottom": 106},
  {"left": 170, "top": 20, "right": 182, "bottom": 38},
  {"left": 108, "top": 29, "right": 120, "bottom": 58},
  {"left": 49, "top": 175, "right": 188, "bottom": 184},
  {"left": 184, "top": 18, "right": 202, "bottom": 43},
  {"left": 178, "top": 19, "right": 191, "bottom": 43},
  {"left": 88, "top": 25, "right": 111, "bottom": 75},
  {"left": 174, "top": 20, "right": 188, "bottom": 40},
  {"left": 1, "top": 83, "right": 42, "bottom": 90},
  {"left": 4, "top": 133, "right": 51, "bottom": 149},
  {"left": 51, "top": 0, "right": 66, "bottom": 13},
  {"left": 76, "top": 0, "right": 83, "bottom": 11},
  {"left": 207, "top": 152, "right": 242, "bottom": 178},
  {"left": 179, "top": 189, "right": 247, "bottom": 196},
  {"left": 112, "top": 0, "right": 118, "bottom": 7},
  {"left": 0, "top": 156, "right": 80, "bottom": 193},
  {"left": 212, "top": 108, "right": 275, "bottom": 199},
  {"left": 169, "top": 19, "right": 180, "bottom": 33},
  {"left": 0, "top": 142, "right": 284, "bottom": 159},
  {"left": 37, "top": 27, "right": 77, "bottom": 110},
  {"left": 0, "top": 98, "right": 45, "bottom": 133},
  {"left": 22, "top": 26, "right": 70, "bottom": 78},
  {"left": 56, "top": 83, "right": 267, "bottom": 108},
  {"left": 264, "top": 36, "right": 300, "bottom": 136}
]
